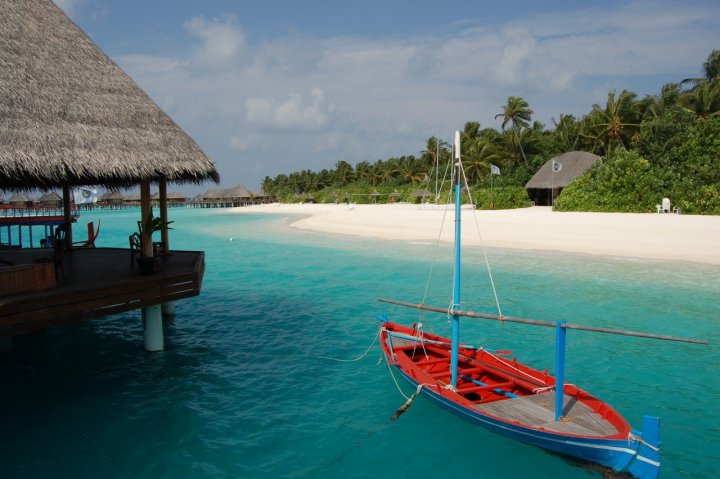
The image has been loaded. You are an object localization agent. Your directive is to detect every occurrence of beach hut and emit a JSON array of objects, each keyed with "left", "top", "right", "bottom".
[
  {"left": 0, "top": 0, "right": 219, "bottom": 351},
  {"left": 388, "top": 191, "right": 401, "bottom": 203},
  {"left": 525, "top": 151, "right": 601, "bottom": 206},
  {"left": 412, "top": 189, "right": 433, "bottom": 204}
]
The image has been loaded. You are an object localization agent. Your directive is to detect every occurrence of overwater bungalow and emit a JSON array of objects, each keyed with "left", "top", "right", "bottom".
[
  {"left": 98, "top": 190, "right": 126, "bottom": 208},
  {"left": 0, "top": 0, "right": 219, "bottom": 351},
  {"left": 194, "top": 183, "right": 255, "bottom": 207}
]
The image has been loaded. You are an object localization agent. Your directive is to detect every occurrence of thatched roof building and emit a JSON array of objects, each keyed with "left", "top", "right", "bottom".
[
  {"left": 38, "top": 191, "right": 62, "bottom": 206},
  {"left": 223, "top": 184, "right": 252, "bottom": 200},
  {"left": 525, "top": 151, "right": 601, "bottom": 206},
  {"left": 0, "top": 0, "right": 219, "bottom": 190},
  {"left": 99, "top": 191, "right": 125, "bottom": 204},
  {"left": 8, "top": 192, "right": 33, "bottom": 205}
]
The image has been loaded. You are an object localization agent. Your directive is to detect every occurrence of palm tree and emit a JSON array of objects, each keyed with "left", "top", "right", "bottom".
[
  {"left": 397, "top": 156, "right": 424, "bottom": 183},
  {"left": 355, "top": 160, "right": 373, "bottom": 184},
  {"left": 682, "top": 49, "right": 720, "bottom": 87},
  {"left": 584, "top": 90, "right": 640, "bottom": 155},
  {"left": 495, "top": 96, "right": 533, "bottom": 166},
  {"left": 463, "top": 137, "right": 501, "bottom": 184},
  {"left": 333, "top": 160, "right": 354, "bottom": 186},
  {"left": 681, "top": 80, "right": 720, "bottom": 118},
  {"left": 551, "top": 114, "right": 580, "bottom": 152}
]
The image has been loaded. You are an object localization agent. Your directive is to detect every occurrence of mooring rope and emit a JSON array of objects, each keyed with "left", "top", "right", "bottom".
[{"left": 307, "top": 327, "right": 381, "bottom": 362}]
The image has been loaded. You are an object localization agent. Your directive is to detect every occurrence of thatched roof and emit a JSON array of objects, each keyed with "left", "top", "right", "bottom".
[
  {"left": 167, "top": 191, "right": 186, "bottom": 201},
  {"left": 8, "top": 192, "right": 33, "bottom": 204},
  {"left": 202, "top": 188, "right": 224, "bottom": 200},
  {"left": 201, "top": 183, "right": 251, "bottom": 200},
  {"left": 223, "top": 184, "right": 252, "bottom": 199},
  {"left": 412, "top": 189, "right": 433, "bottom": 197},
  {"left": 99, "top": 191, "right": 124, "bottom": 202},
  {"left": 0, "top": 0, "right": 219, "bottom": 190},
  {"left": 525, "top": 151, "right": 601, "bottom": 189},
  {"left": 38, "top": 191, "right": 62, "bottom": 203}
]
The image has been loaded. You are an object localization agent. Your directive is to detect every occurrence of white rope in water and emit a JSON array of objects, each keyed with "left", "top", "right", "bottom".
[{"left": 309, "top": 327, "right": 381, "bottom": 362}]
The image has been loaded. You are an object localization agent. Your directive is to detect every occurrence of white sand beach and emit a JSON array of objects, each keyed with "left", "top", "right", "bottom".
[{"left": 231, "top": 203, "right": 720, "bottom": 265}]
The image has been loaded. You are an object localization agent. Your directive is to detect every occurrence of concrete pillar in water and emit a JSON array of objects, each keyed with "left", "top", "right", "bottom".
[
  {"left": 0, "top": 335, "right": 12, "bottom": 352},
  {"left": 161, "top": 301, "right": 176, "bottom": 318},
  {"left": 143, "top": 305, "right": 164, "bottom": 351}
]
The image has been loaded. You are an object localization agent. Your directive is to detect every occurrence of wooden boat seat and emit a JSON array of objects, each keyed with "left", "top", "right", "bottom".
[{"left": 457, "top": 380, "right": 514, "bottom": 394}]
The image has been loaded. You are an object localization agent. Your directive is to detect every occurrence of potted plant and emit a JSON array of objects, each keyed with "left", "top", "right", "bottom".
[{"left": 136, "top": 215, "right": 174, "bottom": 275}]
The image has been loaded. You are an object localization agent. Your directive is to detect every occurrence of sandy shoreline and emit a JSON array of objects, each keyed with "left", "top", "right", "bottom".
[{"left": 230, "top": 203, "right": 720, "bottom": 265}]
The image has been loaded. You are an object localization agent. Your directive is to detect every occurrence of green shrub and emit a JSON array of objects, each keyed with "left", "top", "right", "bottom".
[
  {"left": 471, "top": 186, "right": 532, "bottom": 209},
  {"left": 554, "top": 150, "right": 663, "bottom": 212}
]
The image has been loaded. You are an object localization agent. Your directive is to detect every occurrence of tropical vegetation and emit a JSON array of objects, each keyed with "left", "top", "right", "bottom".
[{"left": 262, "top": 50, "right": 720, "bottom": 214}]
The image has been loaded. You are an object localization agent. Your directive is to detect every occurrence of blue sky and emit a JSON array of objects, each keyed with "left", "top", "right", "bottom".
[{"left": 55, "top": 0, "right": 720, "bottom": 193}]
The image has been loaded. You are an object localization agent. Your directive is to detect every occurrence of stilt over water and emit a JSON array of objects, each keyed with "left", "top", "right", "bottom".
[{"left": 143, "top": 305, "right": 164, "bottom": 352}]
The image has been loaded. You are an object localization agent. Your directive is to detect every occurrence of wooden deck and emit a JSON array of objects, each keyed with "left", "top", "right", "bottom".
[
  {"left": 472, "top": 392, "right": 619, "bottom": 437},
  {"left": 0, "top": 247, "right": 204, "bottom": 336}
]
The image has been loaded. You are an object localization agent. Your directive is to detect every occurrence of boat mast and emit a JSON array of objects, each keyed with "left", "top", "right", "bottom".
[{"left": 450, "top": 130, "right": 462, "bottom": 389}]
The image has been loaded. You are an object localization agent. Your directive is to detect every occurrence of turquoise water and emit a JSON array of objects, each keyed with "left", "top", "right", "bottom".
[{"left": 2, "top": 208, "right": 719, "bottom": 478}]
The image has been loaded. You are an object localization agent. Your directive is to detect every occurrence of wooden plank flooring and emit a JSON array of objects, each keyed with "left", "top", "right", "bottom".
[
  {"left": 472, "top": 392, "right": 619, "bottom": 437},
  {"left": 0, "top": 247, "right": 205, "bottom": 336}
]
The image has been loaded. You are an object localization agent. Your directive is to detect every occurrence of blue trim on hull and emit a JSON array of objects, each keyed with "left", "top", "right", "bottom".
[{"left": 392, "top": 366, "right": 659, "bottom": 478}]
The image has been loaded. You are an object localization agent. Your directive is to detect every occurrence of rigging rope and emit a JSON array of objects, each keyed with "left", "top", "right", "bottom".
[{"left": 458, "top": 161, "right": 504, "bottom": 319}]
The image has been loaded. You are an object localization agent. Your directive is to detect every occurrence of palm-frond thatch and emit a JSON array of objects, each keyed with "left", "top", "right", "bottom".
[
  {"left": 38, "top": 191, "right": 62, "bottom": 205},
  {"left": 0, "top": 0, "right": 219, "bottom": 190},
  {"left": 525, "top": 152, "right": 601, "bottom": 189}
]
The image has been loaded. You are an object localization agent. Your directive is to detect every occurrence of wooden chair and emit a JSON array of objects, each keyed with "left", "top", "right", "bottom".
[
  {"left": 53, "top": 223, "right": 68, "bottom": 282},
  {"left": 129, "top": 232, "right": 141, "bottom": 264}
]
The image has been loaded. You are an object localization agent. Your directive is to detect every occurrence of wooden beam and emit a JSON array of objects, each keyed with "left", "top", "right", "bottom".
[
  {"left": 159, "top": 177, "right": 170, "bottom": 253},
  {"left": 378, "top": 298, "right": 709, "bottom": 345},
  {"left": 62, "top": 183, "right": 73, "bottom": 248},
  {"left": 140, "top": 180, "right": 153, "bottom": 257}
]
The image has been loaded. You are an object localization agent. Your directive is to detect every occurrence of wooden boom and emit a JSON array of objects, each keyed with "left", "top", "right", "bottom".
[{"left": 378, "top": 298, "right": 709, "bottom": 345}]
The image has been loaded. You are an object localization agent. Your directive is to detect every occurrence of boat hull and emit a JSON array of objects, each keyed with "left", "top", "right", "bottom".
[{"left": 381, "top": 322, "right": 660, "bottom": 479}]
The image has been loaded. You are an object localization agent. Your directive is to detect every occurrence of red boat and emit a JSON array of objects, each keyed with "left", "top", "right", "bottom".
[
  {"left": 374, "top": 130, "right": 704, "bottom": 479},
  {"left": 379, "top": 319, "right": 660, "bottom": 478}
]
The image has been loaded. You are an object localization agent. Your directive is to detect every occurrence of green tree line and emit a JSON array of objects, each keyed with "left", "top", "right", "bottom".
[{"left": 262, "top": 50, "right": 720, "bottom": 214}]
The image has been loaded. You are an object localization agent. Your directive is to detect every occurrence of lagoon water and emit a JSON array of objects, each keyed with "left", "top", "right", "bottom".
[{"left": 2, "top": 208, "right": 719, "bottom": 478}]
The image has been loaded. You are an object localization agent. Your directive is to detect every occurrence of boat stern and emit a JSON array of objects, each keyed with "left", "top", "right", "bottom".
[{"left": 622, "top": 416, "right": 661, "bottom": 479}]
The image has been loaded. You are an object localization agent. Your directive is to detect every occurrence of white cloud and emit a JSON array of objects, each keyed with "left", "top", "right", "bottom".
[
  {"left": 184, "top": 15, "right": 245, "bottom": 69},
  {"left": 110, "top": 1, "right": 720, "bottom": 190},
  {"left": 245, "top": 88, "right": 335, "bottom": 130},
  {"left": 230, "top": 133, "right": 260, "bottom": 152}
]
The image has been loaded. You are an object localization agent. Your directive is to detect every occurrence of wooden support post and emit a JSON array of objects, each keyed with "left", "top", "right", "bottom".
[
  {"left": 62, "top": 183, "right": 73, "bottom": 249},
  {"left": 139, "top": 180, "right": 153, "bottom": 258},
  {"left": 143, "top": 305, "right": 164, "bottom": 351},
  {"left": 159, "top": 177, "right": 170, "bottom": 254}
]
